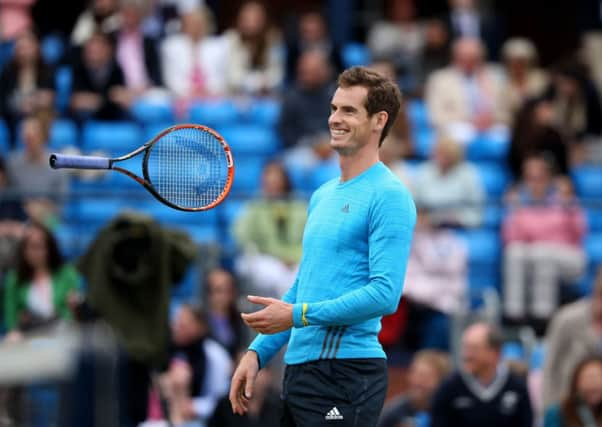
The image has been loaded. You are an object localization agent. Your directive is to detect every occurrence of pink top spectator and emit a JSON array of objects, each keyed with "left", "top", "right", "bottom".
[
  {"left": 0, "top": 0, "right": 34, "bottom": 41},
  {"left": 117, "top": 30, "right": 150, "bottom": 90},
  {"left": 502, "top": 203, "right": 586, "bottom": 248}
]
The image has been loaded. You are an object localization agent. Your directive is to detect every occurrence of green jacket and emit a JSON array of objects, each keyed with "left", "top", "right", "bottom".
[
  {"left": 233, "top": 198, "right": 307, "bottom": 264},
  {"left": 3, "top": 264, "right": 80, "bottom": 331}
]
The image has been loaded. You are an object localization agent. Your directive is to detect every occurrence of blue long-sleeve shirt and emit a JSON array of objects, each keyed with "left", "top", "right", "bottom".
[{"left": 249, "top": 162, "right": 416, "bottom": 366}]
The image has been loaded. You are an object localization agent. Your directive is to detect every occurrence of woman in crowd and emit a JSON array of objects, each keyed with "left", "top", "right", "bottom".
[
  {"left": 3, "top": 222, "right": 80, "bottom": 333},
  {"left": 222, "top": 1, "right": 284, "bottom": 96},
  {"left": 544, "top": 356, "right": 602, "bottom": 427}
]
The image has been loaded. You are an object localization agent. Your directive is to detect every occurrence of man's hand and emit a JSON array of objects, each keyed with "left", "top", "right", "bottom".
[
  {"left": 229, "top": 351, "right": 260, "bottom": 415},
  {"left": 241, "top": 296, "right": 293, "bottom": 334}
]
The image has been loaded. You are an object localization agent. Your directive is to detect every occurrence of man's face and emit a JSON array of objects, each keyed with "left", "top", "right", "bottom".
[
  {"left": 328, "top": 86, "right": 380, "bottom": 156},
  {"left": 407, "top": 360, "right": 441, "bottom": 405},
  {"left": 461, "top": 325, "right": 498, "bottom": 376}
]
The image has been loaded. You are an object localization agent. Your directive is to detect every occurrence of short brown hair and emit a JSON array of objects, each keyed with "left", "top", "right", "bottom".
[
  {"left": 337, "top": 66, "right": 402, "bottom": 146},
  {"left": 413, "top": 350, "right": 451, "bottom": 380}
]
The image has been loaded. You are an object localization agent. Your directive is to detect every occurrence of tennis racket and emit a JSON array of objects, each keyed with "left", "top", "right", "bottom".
[{"left": 49, "top": 124, "right": 234, "bottom": 212}]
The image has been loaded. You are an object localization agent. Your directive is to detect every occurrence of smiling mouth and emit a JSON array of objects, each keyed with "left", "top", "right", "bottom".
[{"left": 330, "top": 129, "right": 349, "bottom": 137}]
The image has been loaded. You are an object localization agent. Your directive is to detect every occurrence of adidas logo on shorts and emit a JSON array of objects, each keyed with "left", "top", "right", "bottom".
[{"left": 325, "top": 406, "right": 344, "bottom": 420}]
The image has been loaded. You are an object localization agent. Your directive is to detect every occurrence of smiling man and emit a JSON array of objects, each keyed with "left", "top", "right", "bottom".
[{"left": 229, "top": 66, "right": 416, "bottom": 427}]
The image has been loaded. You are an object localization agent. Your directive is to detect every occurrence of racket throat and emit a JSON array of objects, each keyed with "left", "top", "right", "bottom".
[{"left": 113, "top": 166, "right": 151, "bottom": 187}]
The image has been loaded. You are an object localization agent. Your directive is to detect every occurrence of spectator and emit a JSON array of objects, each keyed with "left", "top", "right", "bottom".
[
  {"left": 500, "top": 38, "right": 549, "bottom": 118},
  {"left": 285, "top": 9, "right": 343, "bottom": 82},
  {"left": 160, "top": 304, "right": 232, "bottom": 426},
  {"left": 0, "top": 0, "right": 35, "bottom": 42},
  {"left": 443, "top": 0, "right": 502, "bottom": 60},
  {"left": 160, "top": 7, "right": 226, "bottom": 101},
  {"left": 542, "top": 269, "right": 602, "bottom": 408},
  {"left": 543, "top": 356, "right": 602, "bottom": 427},
  {"left": 413, "top": 137, "right": 484, "bottom": 228},
  {"left": 278, "top": 48, "right": 334, "bottom": 152},
  {"left": 508, "top": 97, "right": 569, "bottom": 180},
  {"left": 222, "top": 1, "right": 284, "bottom": 96},
  {"left": 546, "top": 63, "right": 602, "bottom": 148},
  {"left": 431, "top": 322, "right": 533, "bottom": 427},
  {"left": 70, "top": 31, "right": 130, "bottom": 122},
  {"left": 367, "top": 0, "right": 424, "bottom": 92},
  {"left": 0, "top": 30, "right": 55, "bottom": 144},
  {"left": 204, "top": 267, "right": 247, "bottom": 358},
  {"left": 378, "top": 350, "right": 451, "bottom": 427},
  {"left": 401, "top": 207, "right": 468, "bottom": 351},
  {"left": 71, "top": 0, "right": 121, "bottom": 47},
  {"left": 233, "top": 161, "right": 306, "bottom": 298},
  {"left": 6, "top": 115, "right": 68, "bottom": 226},
  {"left": 425, "top": 37, "right": 508, "bottom": 144},
  {"left": 502, "top": 156, "right": 587, "bottom": 331},
  {"left": 113, "top": 0, "right": 163, "bottom": 94},
  {"left": 3, "top": 222, "right": 80, "bottom": 334},
  {"left": 208, "top": 367, "right": 280, "bottom": 427}
]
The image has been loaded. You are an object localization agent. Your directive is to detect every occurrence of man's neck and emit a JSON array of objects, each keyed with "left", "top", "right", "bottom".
[
  {"left": 475, "top": 365, "right": 497, "bottom": 386},
  {"left": 338, "top": 142, "right": 380, "bottom": 182}
]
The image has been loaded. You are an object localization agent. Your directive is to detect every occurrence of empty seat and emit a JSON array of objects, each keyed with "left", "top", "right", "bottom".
[
  {"left": 76, "top": 198, "right": 129, "bottom": 225},
  {"left": 585, "top": 233, "right": 602, "bottom": 263},
  {"left": 407, "top": 100, "right": 429, "bottom": 130},
  {"left": 572, "top": 167, "right": 602, "bottom": 199},
  {"left": 342, "top": 43, "right": 371, "bottom": 68},
  {"left": 231, "top": 156, "right": 264, "bottom": 196},
  {"left": 188, "top": 100, "right": 239, "bottom": 127},
  {"left": 586, "top": 207, "right": 602, "bottom": 231},
  {"left": 82, "top": 121, "right": 142, "bottom": 152},
  {"left": 466, "top": 133, "right": 510, "bottom": 161},
  {"left": 412, "top": 127, "right": 436, "bottom": 158},
  {"left": 49, "top": 119, "right": 78, "bottom": 149},
  {"left": 55, "top": 66, "right": 72, "bottom": 112},
  {"left": 310, "top": 161, "right": 339, "bottom": 190},
  {"left": 474, "top": 163, "right": 510, "bottom": 198},
  {"left": 131, "top": 99, "right": 174, "bottom": 124},
  {"left": 41, "top": 33, "right": 65, "bottom": 65},
  {"left": 246, "top": 98, "right": 281, "bottom": 126},
  {"left": 0, "top": 120, "right": 9, "bottom": 154},
  {"left": 502, "top": 341, "right": 525, "bottom": 362},
  {"left": 218, "top": 125, "right": 280, "bottom": 156}
]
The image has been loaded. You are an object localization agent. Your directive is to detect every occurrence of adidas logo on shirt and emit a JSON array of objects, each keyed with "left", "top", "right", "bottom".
[
  {"left": 341, "top": 204, "right": 349, "bottom": 213},
  {"left": 325, "top": 406, "right": 344, "bottom": 420}
]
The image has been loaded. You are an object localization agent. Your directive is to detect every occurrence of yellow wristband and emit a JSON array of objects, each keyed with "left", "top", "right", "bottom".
[{"left": 301, "top": 303, "right": 309, "bottom": 327}]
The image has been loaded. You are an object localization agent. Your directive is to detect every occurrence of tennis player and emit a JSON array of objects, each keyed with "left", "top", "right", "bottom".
[{"left": 229, "top": 66, "right": 416, "bottom": 426}]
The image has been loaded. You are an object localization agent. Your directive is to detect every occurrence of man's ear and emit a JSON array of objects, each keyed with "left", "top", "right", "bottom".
[{"left": 374, "top": 111, "right": 389, "bottom": 132}]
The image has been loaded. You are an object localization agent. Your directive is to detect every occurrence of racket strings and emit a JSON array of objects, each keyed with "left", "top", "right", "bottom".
[{"left": 146, "top": 127, "right": 229, "bottom": 209}]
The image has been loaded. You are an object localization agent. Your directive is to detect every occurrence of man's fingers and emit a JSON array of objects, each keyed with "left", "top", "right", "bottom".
[
  {"left": 229, "top": 375, "right": 244, "bottom": 414},
  {"left": 247, "top": 295, "right": 277, "bottom": 306},
  {"left": 244, "top": 371, "right": 254, "bottom": 400}
]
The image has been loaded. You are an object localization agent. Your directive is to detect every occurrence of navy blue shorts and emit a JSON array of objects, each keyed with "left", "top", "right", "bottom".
[{"left": 280, "top": 358, "right": 387, "bottom": 427}]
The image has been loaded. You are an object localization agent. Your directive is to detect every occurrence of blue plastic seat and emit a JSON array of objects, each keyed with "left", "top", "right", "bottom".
[
  {"left": 586, "top": 207, "right": 602, "bottom": 231},
  {"left": 139, "top": 198, "right": 218, "bottom": 226},
  {"left": 82, "top": 121, "right": 142, "bottom": 152},
  {"left": 76, "top": 198, "right": 129, "bottom": 225},
  {"left": 174, "top": 224, "right": 219, "bottom": 245},
  {"left": 502, "top": 341, "right": 524, "bottom": 362},
  {"left": 482, "top": 204, "right": 504, "bottom": 228},
  {"left": 55, "top": 66, "right": 72, "bottom": 112},
  {"left": 572, "top": 167, "right": 602, "bottom": 199},
  {"left": 585, "top": 233, "right": 602, "bottom": 263},
  {"left": 310, "top": 161, "right": 339, "bottom": 190},
  {"left": 412, "top": 127, "right": 436, "bottom": 158},
  {"left": 474, "top": 163, "right": 510, "bottom": 198},
  {"left": 0, "top": 119, "right": 9, "bottom": 154},
  {"left": 41, "top": 33, "right": 64, "bottom": 65},
  {"left": 246, "top": 98, "right": 281, "bottom": 126},
  {"left": 188, "top": 100, "right": 239, "bottom": 127},
  {"left": 466, "top": 133, "right": 510, "bottom": 161},
  {"left": 407, "top": 100, "right": 429, "bottom": 129},
  {"left": 342, "top": 43, "right": 371, "bottom": 68},
  {"left": 231, "top": 156, "right": 264, "bottom": 196},
  {"left": 218, "top": 124, "right": 280, "bottom": 156},
  {"left": 530, "top": 343, "right": 545, "bottom": 370},
  {"left": 49, "top": 119, "right": 78, "bottom": 149},
  {"left": 131, "top": 99, "right": 174, "bottom": 124}
]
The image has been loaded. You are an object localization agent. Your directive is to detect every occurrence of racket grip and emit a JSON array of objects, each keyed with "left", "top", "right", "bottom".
[{"left": 49, "top": 153, "right": 111, "bottom": 170}]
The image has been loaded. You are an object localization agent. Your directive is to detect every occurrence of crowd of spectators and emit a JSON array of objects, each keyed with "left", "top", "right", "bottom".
[{"left": 0, "top": 0, "right": 601, "bottom": 426}]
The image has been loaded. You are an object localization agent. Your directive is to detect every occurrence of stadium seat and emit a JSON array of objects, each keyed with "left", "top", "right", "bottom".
[
  {"left": 501, "top": 341, "right": 524, "bottom": 362},
  {"left": 41, "top": 33, "right": 64, "bottom": 65},
  {"left": 188, "top": 100, "right": 239, "bottom": 127},
  {"left": 572, "top": 167, "right": 602, "bottom": 199},
  {"left": 76, "top": 197, "right": 129, "bottom": 225},
  {"left": 585, "top": 233, "right": 602, "bottom": 263},
  {"left": 143, "top": 122, "right": 174, "bottom": 141},
  {"left": 48, "top": 119, "right": 78, "bottom": 149},
  {"left": 286, "top": 163, "right": 313, "bottom": 195},
  {"left": 246, "top": 98, "right": 281, "bottom": 126},
  {"left": 407, "top": 100, "right": 429, "bottom": 130},
  {"left": 466, "top": 133, "right": 510, "bottom": 161},
  {"left": 82, "top": 121, "right": 142, "bottom": 152},
  {"left": 0, "top": 41, "right": 14, "bottom": 71},
  {"left": 586, "top": 207, "right": 602, "bottom": 231},
  {"left": 456, "top": 229, "right": 502, "bottom": 300},
  {"left": 131, "top": 99, "right": 174, "bottom": 124},
  {"left": 0, "top": 120, "right": 9, "bottom": 155},
  {"left": 412, "top": 127, "right": 436, "bottom": 158},
  {"left": 218, "top": 124, "right": 280, "bottom": 156},
  {"left": 310, "top": 161, "right": 339, "bottom": 190},
  {"left": 138, "top": 198, "right": 218, "bottom": 227},
  {"left": 231, "top": 156, "right": 264, "bottom": 196},
  {"left": 530, "top": 342, "right": 545, "bottom": 370},
  {"left": 482, "top": 204, "right": 504, "bottom": 228},
  {"left": 55, "top": 66, "right": 72, "bottom": 112},
  {"left": 342, "top": 43, "right": 371, "bottom": 67},
  {"left": 474, "top": 163, "right": 510, "bottom": 198},
  {"left": 174, "top": 224, "right": 219, "bottom": 245}
]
